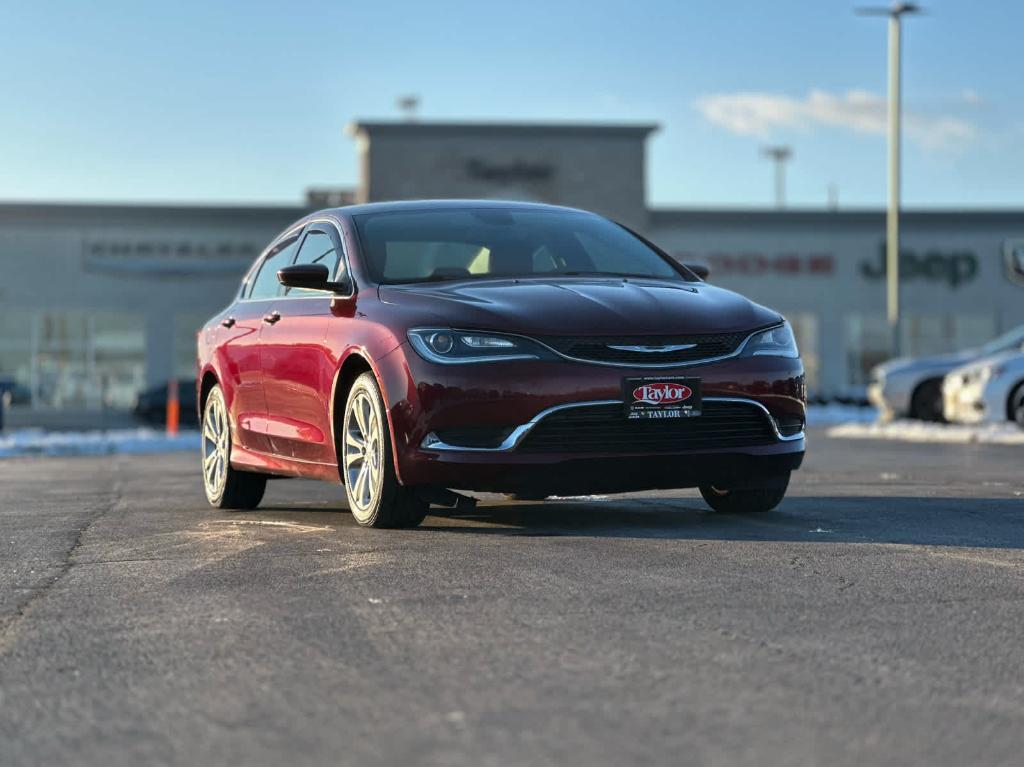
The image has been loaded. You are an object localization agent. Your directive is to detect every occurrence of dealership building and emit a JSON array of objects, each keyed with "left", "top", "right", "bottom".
[{"left": 2, "top": 120, "right": 1023, "bottom": 414}]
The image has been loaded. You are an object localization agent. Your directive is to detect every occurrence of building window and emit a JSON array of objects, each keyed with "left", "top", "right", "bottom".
[
  {"left": 175, "top": 313, "right": 209, "bottom": 380},
  {"left": 781, "top": 312, "right": 819, "bottom": 396}
]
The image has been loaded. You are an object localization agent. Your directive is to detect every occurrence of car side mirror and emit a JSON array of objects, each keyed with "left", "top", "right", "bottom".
[
  {"left": 686, "top": 263, "right": 710, "bottom": 281},
  {"left": 277, "top": 263, "right": 350, "bottom": 294}
]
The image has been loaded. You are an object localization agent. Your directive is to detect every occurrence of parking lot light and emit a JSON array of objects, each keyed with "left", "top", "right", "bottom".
[{"left": 856, "top": 2, "right": 924, "bottom": 358}]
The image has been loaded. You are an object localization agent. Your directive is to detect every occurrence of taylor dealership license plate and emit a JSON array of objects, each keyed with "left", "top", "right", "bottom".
[{"left": 623, "top": 377, "right": 702, "bottom": 420}]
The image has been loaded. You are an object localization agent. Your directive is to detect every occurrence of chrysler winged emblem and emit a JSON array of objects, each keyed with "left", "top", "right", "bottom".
[{"left": 607, "top": 343, "right": 698, "bottom": 353}]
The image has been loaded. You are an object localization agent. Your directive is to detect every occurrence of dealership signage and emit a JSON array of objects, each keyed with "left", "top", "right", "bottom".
[
  {"left": 465, "top": 158, "right": 554, "bottom": 183},
  {"left": 83, "top": 239, "right": 260, "bottom": 276},
  {"left": 678, "top": 252, "right": 835, "bottom": 277},
  {"left": 859, "top": 244, "right": 978, "bottom": 288}
]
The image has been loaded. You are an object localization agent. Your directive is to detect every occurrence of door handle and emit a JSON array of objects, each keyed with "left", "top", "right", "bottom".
[
  {"left": 220, "top": 317, "right": 236, "bottom": 328},
  {"left": 262, "top": 311, "right": 281, "bottom": 325}
]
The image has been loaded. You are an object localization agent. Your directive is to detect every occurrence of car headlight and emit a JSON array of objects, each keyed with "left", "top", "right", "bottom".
[
  {"left": 979, "top": 365, "right": 1005, "bottom": 383},
  {"left": 741, "top": 322, "right": 800, "bottom": 359},
  {"left": 963, "top": 366, "right": 992, "bottom": 384},
  {"left": 407, "top": 328, "right": 553, "bottom": 364}
]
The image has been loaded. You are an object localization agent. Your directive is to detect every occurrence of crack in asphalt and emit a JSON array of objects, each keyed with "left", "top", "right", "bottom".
[{"left": 0, "top": 473, "right": 124, "bottom": 658}]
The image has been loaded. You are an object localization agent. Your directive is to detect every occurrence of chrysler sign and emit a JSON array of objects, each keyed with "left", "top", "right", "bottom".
[{"left": 83, "top": 239, "right": 259, "bottom": 277}]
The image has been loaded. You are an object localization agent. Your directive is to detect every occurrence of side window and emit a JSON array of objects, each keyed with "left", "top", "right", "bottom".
[
  {"left": 248, "top": 238, "right": 298, "bottom": 300},
  {"left": 287, "top": 230, "right": 340, "bottom": 296}
]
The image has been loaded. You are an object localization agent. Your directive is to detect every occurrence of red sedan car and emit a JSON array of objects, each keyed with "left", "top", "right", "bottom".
[{"left": 197, "top": 201, "right": 805, "bottom": 527}]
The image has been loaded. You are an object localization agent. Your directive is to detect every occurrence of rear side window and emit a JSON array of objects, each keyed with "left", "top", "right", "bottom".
[
  {"left": 286, "top": 231, "right": 339, "bottom": 296},
  {"left": 249, "top": 238, "right": 298, "bottom": 300}
]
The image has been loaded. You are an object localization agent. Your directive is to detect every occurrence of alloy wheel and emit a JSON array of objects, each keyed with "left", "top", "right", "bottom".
[
  {"left": 344, "top": 389, "right": 383, "bottom": 520},
  {"left": 202, "top": 391, "right": 230, "bottom": 500}
]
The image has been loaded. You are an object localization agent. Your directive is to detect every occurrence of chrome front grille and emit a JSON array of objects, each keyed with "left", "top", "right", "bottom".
[{"left": 516, "top": 400, "right": 777, "bottom": 454}]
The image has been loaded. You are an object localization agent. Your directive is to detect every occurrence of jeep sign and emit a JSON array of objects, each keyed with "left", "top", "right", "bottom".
[{"left": 860, "top": 244, "right": 978, "bottom": 289}]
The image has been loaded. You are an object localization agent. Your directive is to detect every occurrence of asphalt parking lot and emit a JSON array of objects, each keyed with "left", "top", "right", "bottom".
[{"left": 1, "top": 429, "right": 1022, "bottom": 767}]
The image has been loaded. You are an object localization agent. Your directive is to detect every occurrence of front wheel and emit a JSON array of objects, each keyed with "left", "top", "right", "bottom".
[
  {"left": 699, "top": 473, "right": 790, "bottom": 513},
  {"left": 202, "top": 384, "right": 266, "bottom": 509},
  {"left": 910, "top": 379, "right": 945, "bottom": 422},
  {"left": 1011, "top": 383, "right": 1024, "bottom": 430},
  {"left": 341, "top": 372, "right": 427, "bottom": 528}
]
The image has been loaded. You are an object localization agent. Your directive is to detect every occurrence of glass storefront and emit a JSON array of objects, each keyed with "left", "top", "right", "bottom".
[
  {"left": 174, "top": 313, "right": 208, "bottom": 380},
  {"left": 782, "top": 312, "right": 820, "bottom": 395},
  {"left": 0, "top": 309, "right": 145, "bottom": 409}
]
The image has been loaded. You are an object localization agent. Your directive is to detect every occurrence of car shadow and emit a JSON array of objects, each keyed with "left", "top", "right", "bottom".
[
  {"left": 254, "top": 489, "right": 1024, "bottom": 549},
  {"left": 415, "top": 495, "right": 1024, "bottom": 549}
]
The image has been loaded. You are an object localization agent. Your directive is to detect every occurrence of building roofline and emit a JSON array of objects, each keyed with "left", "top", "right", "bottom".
[
  {"left": 0, "top": 201, "right": 310, "bottom": 225},
  {"left": 346, "top": 120, "right": 660, "bottom": 138},
  {"left": 649, "top": 206, "right": 1024, "bottom": 227},
  {"left": 3, "top": 201, "right": 1023, "bottom": 227}
]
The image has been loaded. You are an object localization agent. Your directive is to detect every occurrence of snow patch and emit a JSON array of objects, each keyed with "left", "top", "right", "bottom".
[
  {"left": 805, "top": 404, "right": 878, "bottom": 424},
  {"left": 0, "top": 428, "right": 200, "bottom": 458},
  {"left": 827, "top": 420, "right": 1024, "bottom": 446}
]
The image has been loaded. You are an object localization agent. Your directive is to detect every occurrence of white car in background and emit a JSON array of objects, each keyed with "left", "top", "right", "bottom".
[
  {"left": 943, "top": 349, "right": 1024, "bottom": 428},
  {"left": 869, "top": 324, "right": 1024, "bottom": 422}
]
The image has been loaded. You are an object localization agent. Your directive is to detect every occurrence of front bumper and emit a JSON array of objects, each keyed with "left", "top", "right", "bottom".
[
  {"left": 868, "top": 375, "right": 912, "bottom": 420},
  {"left": 943, "top": 374, "right": 1011, "bottom": 425},
  {"left": 376, "top": 343, "right": 806, "bottom": 493},
  {"left": 943, "top": 375, "right": 985, "bottom": 424}
]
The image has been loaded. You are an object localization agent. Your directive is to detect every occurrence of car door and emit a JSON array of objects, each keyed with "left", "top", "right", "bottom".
[
  {"left": 259, "top": 225, "right": 344, "bottom": 463},
  {"left": 223, "top": 233, "right": 300, "bottom": 453}
]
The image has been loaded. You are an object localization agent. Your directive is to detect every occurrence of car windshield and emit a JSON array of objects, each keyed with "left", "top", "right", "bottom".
[
  {"left": 353, "top": 208, "right": 686, "bottom": 284},
  {"left": 978, "top": 325, "right": 1024, "bottom": 356}
]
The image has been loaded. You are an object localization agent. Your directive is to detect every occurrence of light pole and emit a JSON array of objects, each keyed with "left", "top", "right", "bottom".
[
  {"left": 857, "top": 2, "right": 922, "bottom": 358},
  {"left": 761, "top": 145, "right": 792, "bottom": 209}
]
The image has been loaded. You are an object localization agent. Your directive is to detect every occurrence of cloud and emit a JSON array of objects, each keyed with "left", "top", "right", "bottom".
[{"left": 694, "top": 89, "right": 976, "bottom": 150}]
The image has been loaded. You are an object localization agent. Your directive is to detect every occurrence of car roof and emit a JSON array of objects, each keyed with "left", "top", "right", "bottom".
[{"left": 305, "top": 199, "right": 599, "bottom": 224}]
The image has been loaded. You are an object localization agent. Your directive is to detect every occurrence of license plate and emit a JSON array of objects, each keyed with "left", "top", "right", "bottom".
[{"left": 623, "top": 376, "right": 702, "bottom": 420}]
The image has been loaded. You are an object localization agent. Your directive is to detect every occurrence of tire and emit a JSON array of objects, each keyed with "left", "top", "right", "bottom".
[
  {"left": 341, "top": 372, "right": 427, "bottom": 528},
  {"left": 1011, "top": 383, "right": 1024, "bottom": 430},
  {"left": 909, "top": 378, "right": 945, "bottom": 422},
  {"left": 202, "top": 384, "right": 266, "bottom": 509},
  {"left": 699, "top": 473, "right": 790, "bottom": 513}
]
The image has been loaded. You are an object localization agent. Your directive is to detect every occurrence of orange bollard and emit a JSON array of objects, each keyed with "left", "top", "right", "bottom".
[{"left": 166, "top": 378, "right": 180, "bottom": 437}]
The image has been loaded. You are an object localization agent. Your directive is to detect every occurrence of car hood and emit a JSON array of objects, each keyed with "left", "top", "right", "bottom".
[
  {"left": 949, "top": 349, "right": 1024, "bottom": 376},
  {"left": 378, "top": 277, "right": 781, "bottom": 336},
  {"left": 876, "top": 349, "right": 980, "bottom": 378}
]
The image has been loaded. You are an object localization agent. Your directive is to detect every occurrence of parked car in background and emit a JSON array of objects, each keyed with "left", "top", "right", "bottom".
[
  {"left": 133, "top": 379, "right": 198, "bottom": 427},
  {"left": 943, "top": 350, "right": 1024, "bottom": 428},
  {"left": 869, "top": 324, "right": 1024, "bottom": 422}
]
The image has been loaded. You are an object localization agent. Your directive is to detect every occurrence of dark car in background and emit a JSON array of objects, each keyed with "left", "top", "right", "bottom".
[
  {"left": 196, "top": 201, "right": 806, "bottom": 528},
  {"left": 0, "top": 378, "right": 31, "bottom": 406},
  {"left": 133, "top": 379, "right": 198, "bottom": 427}
]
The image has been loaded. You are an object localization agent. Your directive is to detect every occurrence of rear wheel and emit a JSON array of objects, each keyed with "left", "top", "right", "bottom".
[
  {"left": 341, "top": 372, "right": 427, "bottom": 528},
  {"left": 909, "top": 378, "right": 945, "bottom": 422},
  {"left": 202, "top": 385, "right": 266, "bottom": 509},
  {"left": 699, "top": 473, "right": 789, "bottom": 513}
]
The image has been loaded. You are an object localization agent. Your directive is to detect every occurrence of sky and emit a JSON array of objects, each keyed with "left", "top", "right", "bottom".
[{"left": 1, "top": 0, "right": 1021, "bottom": 209}]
